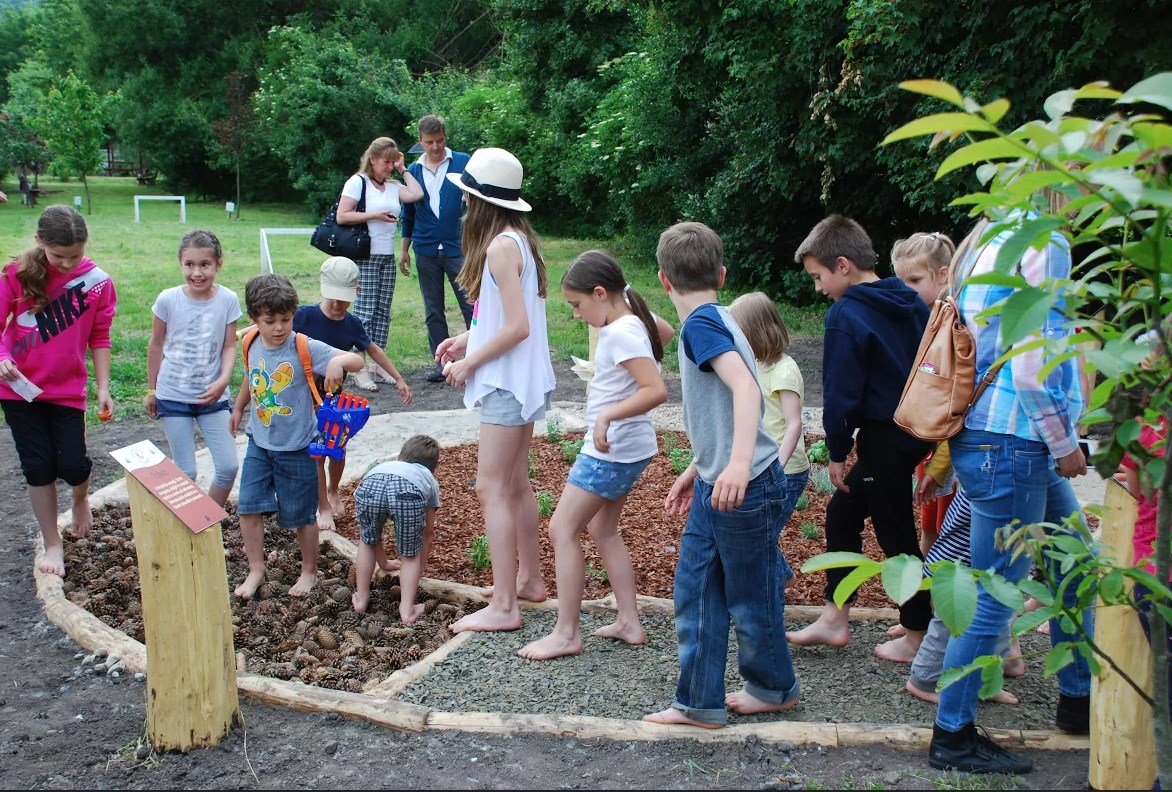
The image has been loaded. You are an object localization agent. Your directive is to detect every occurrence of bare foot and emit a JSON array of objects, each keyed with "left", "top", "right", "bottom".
[
  {"left": 887, "top": 623, "right": 907, "bottom": 638},
  {"left": 377, "top": 556, "right": 401, "bottom": 573},
  {"left": 593, "top": 621, "right": 646, "bottom": 646},
  {"left": 642, "top": 708, "right": 723, "bottom": 730},
  {"left": 317, "top": 509, "right": 336, "bottom": 532},
  {"left": 39, "top": 544, "right": 65, "bottom": 576},
  {"left": 476, "top": 581, "right": 549, "bottom": 603},
  {"left": 875, "top": 635, "right": 921, "bottom": 663},
  {"left": 786, "top": 618, "right": 850, "bottom": 648},
  {"left": 905, "top": 680, "right": 940, "bottom": 704},
  {"left": 518, "top": 632, "right": 583, "bottom": 660},
  {"left": 726, "top": 689, "right": 799, "bottom": 715},
  {"left": 328, "top": 491, "right": 344, "bottom": 519},
  {"left": 235, "top": 569, "right": 265, "bottom": 600},
  {"left": 1004, "top": 655, "right": 1026, "bottom": 678},
  {"left": 1037, "top": 621, "right": 1051, "bottom": 635},
  {"left": 289, "top": 573, "right": 317, "bottom": 597},
  {"left": 991, "top": 689, "right": 1019, "bottom": 705},
  {"left": 352, "top": 592, "right": 369, "bottom": 613},
  {"left": 450, "top": 604, "right": 522, "bottom": 633},
  {"left": 400, "top": 602, "right": 425, "bottom": 624},
  {"left": 70, "top": 498, "right": 92, "bottom": 538}
]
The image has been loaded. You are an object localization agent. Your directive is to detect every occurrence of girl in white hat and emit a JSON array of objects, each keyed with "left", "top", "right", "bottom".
[{"left": 436, "top": 147, "right": 557, "bottom": 633}]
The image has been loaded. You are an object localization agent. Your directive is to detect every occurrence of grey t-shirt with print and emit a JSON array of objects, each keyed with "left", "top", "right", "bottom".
[
  {"left": 365, "top": 460, "right": 441, "bottom": 509},
  {"left": 245, "top": 335, "right": 341, "bottom": 451},
  {"left": 152, "top": 285, "right": 242, "bottom": 403}
]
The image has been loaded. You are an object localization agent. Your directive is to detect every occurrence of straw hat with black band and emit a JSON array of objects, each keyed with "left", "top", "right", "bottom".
[{"left": 446, "top": 148, "right": 532, "bottom": 213}]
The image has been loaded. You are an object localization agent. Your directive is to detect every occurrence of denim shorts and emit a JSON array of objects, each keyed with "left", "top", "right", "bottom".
[
  {"left": 155, "top": 398, "right": 231, "bottom": 418},
  {"left": 478, "top": 388, "right": 550, "bottom": 427},
  {"left": 567, "top": 452, "right": 652, "bottom": 501},
  {"left": 237, "top": 439, "right": 319, "bottom": 529}
]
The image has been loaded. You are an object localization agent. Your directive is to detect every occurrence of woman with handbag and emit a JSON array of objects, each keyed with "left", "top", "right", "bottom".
[{"left": 337, "top": 137, "right": 424, "bottom": 390}]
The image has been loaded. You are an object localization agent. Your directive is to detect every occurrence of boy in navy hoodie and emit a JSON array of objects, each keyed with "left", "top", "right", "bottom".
[{"left": 786, "top": 215, "right": 933, "bottom": 663}]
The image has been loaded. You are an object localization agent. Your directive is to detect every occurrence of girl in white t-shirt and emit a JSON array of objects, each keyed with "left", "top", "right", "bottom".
[
  {"left": 519, "top": 250, "right": 674, "bottom": 661},
  {"left": 337, "top": 137, "right": 424, "bottom": 390},
  {"left": 145, "top": 230, "right": 241, "bottom": 505}
]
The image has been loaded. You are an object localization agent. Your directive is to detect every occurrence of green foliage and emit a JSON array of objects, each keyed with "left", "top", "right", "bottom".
[
  {"left": 809, "top": 466, "right": 836, "bottom": 495},
  {"left": 800, "top": 522, "right": 820, "bottom": 541},
  {"left": 560, "top": 438, "right": 584, "bottom": 464},
  {"left": 32, "top": 71, "right": 110, "bottom": 213},
  {"left": 544, "top": 416, "right": 563, "bottom": 443},
  {"left": 535, "top": 490, "right": 555, "bottom": 518},
  {"left": 586, "top": 566, "right": 609, "bottom": 585},
  {"left": 794, "top": 492, "right": 810, "bottom": 511},
  {"left": 666, "top": 447, "right": 693, "bottom": 476},
  {"left": 527, "top": 451, "right": 536, "bottom": 480},
  {"left": 807, "top": 439, "right": 829, "bottom": 465},
  {"left": 468, "top": 534, "right": 490, "bottom": 570}
]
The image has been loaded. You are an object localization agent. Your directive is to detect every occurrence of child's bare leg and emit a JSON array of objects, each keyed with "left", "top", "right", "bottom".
[
  {"left": 512, "top": 433, "right": 547, "bottom": 602},
  {"left": 904, "top": 680, "right": 1017, "bottom": 706},
  {"left": 587, "top": 495, "right": 645, "bottom": 645},
  {"left": 327, "top": 457, "right": 345, "bottom": 517},
  {"left": 315, "top": 458, "right": 334, "bottom": 531},
  {"left": 29, "top": 484, "right": 64, "bottom": 576},
  {"left": 451, "top": 424, "right": 534, "bottom": 633},
  {"left": 398, "top": 554, "right": 425, "bottom": 623},
  {"left": 1004, "top": 638, "right": 1025, "bottom": 677},
  {"left": 208, "top": 483, "right": 232, "bottom": 507},
  {"left": 786, "top": 601, "right": 851, "bottom": 647},
  {"left": 353, "top": 542, "right": 376, "bottom": 612},
  {"left": 70, "top": 479, "right": 92, "bottom": 538},
  {"left": 519, "top": 486, "right": 606, "bottom": 660},
  {"left": 290, "top": 522, "right": 319, "bottom": 596},
  {"left": 373, "top": 543, "right": 400, "bottom": 573},
  {"left": 235, "top": 513, "right": 266, "bottom": 599}
]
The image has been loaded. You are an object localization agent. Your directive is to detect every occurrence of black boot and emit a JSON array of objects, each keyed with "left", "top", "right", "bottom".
[
  {"left": 1055, "top": 693, "right": 1090, "bottom": 734},
  {"left": 928, "top": 722, "right": 1033, "bottom": 774}
]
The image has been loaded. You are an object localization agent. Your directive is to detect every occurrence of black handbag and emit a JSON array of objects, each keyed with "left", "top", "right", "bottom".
[{"left": 310, "top": 175, "right": 372, "bottom": 259}]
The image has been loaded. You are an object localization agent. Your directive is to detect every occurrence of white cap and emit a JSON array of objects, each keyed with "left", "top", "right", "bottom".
[{"left": 320, "top": 256, "right": 359, "bottom": 302}]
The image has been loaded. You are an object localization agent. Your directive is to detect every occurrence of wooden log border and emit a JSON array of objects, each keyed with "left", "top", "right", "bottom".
[{"left": 30, "top": 439, "right": 1089, "bottom": 752}]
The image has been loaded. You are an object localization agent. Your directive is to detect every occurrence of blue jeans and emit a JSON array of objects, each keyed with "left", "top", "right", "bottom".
[
  {"left": 936, "top": 429, "right": 1093, "bottom": 731},
  {"left": 671, "top": 460, "right": 799, "bottom": 724},
  {"left": 416, "top": 251, "right": 473, "bottom": 355},
  {"left": 779, "top": 470, "right": 810, "bottom": 585}
]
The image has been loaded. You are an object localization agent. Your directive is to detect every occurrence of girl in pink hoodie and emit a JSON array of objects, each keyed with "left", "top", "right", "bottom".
[{"left": 0, "top": 205, "right": 117, "bottom": 577}]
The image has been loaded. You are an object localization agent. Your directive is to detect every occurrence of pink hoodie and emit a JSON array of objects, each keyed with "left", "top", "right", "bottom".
[{"left": 0, "top": 257, "right": 117, "bottom": 410}]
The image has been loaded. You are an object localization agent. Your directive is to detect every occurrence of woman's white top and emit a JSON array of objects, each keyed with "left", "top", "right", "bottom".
[
  {"left": 580, "top": 313, "right": 659, "bottom": 463},
  {"left": 342, "top": 174, "right": 402, "bottom": 256},
  {"left": 464, "top": 231, "right": 556, "bottom": 421}
]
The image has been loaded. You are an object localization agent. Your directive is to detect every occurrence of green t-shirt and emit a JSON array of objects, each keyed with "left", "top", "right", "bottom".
[{"left": 758, "top": 354, "right": 810, "bottom": 475}]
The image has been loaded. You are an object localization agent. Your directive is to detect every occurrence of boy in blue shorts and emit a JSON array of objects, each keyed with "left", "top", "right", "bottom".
[
  {"left": 643, "top": 222, "right": 799, "bottom": 729},
  {"left": 229, "top": 274, "right": 365, "bottom": 600}
]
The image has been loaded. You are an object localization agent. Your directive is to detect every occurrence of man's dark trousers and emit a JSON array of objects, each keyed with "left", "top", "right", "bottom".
[{"left": 418, "top": 250, "right": 474, "bottom": 354}]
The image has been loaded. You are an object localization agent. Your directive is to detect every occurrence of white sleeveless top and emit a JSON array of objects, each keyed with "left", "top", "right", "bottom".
[{"left": 463, "top": 231, "right": 557, "bottom": 420}]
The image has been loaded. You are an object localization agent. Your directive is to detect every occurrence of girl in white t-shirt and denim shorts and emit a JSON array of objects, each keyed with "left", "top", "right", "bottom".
[{"left": 519, "top": 250, "right": 675, "bottom": 661}]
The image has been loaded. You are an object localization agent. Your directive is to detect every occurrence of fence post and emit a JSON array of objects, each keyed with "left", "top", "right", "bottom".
[
  {"left": 127, "top": 475, "right": 239, "bottom": 751},
  {"left": 1089, "top": 479, "right": 1155, "bottom": 789}
]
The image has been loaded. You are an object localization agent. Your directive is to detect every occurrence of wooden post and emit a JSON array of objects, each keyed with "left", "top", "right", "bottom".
[
  {"left": 127, "top": 475, "right": 239, "bottom": 751},
  {"left": 1089, "top": 479, "right": 1156, "bottom": 789}
]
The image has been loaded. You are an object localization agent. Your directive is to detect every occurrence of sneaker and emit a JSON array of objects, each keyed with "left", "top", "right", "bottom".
[
  {"left": 928, "top": 722, "right": 1033, "bottom": 775},
  {"left": 426, "top": 361, "right": 445, "bottom": 382},
  {"left": 1055, "top": 694, "right": 1090, "bottom": 734}
]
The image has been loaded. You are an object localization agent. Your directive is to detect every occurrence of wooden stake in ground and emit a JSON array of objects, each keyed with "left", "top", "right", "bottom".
[
  {"left": 127, "top": 475, "right": 239, "bottom": 751},
  {"left": 1089, "top": 480, "right": 1155, "bottom": 789}
]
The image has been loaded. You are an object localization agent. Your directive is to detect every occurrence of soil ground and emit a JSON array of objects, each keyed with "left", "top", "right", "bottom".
[{"left": 0, "top": 354, "right": 1089, "bottom": 789}]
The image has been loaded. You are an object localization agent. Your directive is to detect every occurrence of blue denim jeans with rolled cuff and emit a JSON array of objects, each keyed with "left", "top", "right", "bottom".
[
  {"left": 779, "top": 470, "right": 810, "bottom": 586},
  {"left": 935, "top": 429, "right": 1093, "bottom": 732},
  {"left": 671, "top": 460, "right": 799, "bottom": 725}
]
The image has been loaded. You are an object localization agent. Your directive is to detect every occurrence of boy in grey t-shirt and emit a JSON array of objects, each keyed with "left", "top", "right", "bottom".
[
  {"left": 229, "top": 275, "right": 365, "bottom": 601},
  {"left": 643, "top": 222, "right": 799, "bottom": 730}
]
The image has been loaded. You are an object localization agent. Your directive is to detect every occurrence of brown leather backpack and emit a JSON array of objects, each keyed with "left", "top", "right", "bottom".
[{"left": 894, "top": 220, "right": 1004, "bottom": 442}]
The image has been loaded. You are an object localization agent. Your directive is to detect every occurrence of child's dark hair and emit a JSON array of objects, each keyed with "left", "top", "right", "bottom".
[
  {"left": 793, "top": 215, "right": 878, "bottom": 272},
  {"left": 245, "top": 274, "right": 298, "bottom": 317},
  {"left": 562, "top": 250, "right": 664, "bottom": 363},
  {"left": 178, "top": 229, "right": 223, "bottom": 261},
  {"left": 17, "top": 205, "right": 88, "bottom": 312},
  {"left": 728, "top": 292, "right": 789, "bottom": 365},
  {"left": 655, "top": 222, "right": 723, "bottom": 294},
  {"left": 399, "top": 434, "right": 441, "bottom": 472}
]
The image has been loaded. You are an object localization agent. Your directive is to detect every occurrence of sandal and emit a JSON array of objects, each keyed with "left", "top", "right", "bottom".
[
  {"left": 370, "top": 366, "right": 396, "bottom": 384},
  {"left": 353, "top": 369, "right": 379, "bottom": 391}
]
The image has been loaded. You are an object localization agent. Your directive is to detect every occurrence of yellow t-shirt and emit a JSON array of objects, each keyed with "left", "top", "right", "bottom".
[{"left": 759, "top": 354, "right": 810, "bottom": 475}]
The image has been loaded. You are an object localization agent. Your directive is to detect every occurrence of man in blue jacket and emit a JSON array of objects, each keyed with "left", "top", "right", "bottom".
[{"left": 399, "top": 115, "right": 474, "bottom": 381}]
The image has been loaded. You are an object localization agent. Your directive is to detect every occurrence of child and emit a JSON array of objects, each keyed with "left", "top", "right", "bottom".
[
  {"left": 436, "top": 147, "right": 557, "bottom": 633},
  {"left": 728, "top": 292, "right": 811, "bottom": 541},
  {"left": 643, "top": 222, "right": 799, "bottom": 729},
  {"left": 891, "top": 232, "right": 957, "bottom": 557},
  {"left": 353, "top": 434, "right": 441, "bottom": 622},
  {"left": 228, "top": 274, "right": 365, "bottom": 599},
  {"left": 786, "top": 215, "right": 932, "bottom": 663},
  {"left": 145, "top": 230, "right": 240, "bottom": 506},
  {"left": 294, "top": 256, "right": 413, "bottom": 530},
  {"left": 519, "top": 250, "right": 672, "bottom": 661},
  {"left": 0, "top": 205, "right": 116, "bottom": 577}
]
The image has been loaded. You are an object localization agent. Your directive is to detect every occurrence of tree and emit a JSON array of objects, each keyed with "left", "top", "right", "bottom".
[
  {"left": 34, "top": 71, "right": 109, "bottom": 214},
  {"left": 212, "top": 71, "right": 256, "bottom": 219}
]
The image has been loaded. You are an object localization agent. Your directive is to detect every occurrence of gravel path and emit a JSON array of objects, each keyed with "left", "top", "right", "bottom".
[{"left": 398, "top": 612, "right": 1059, "bottom": 730}]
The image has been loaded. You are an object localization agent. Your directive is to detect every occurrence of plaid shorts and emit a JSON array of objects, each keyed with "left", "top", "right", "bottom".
[{"left": 354, "top": 473, "right": 427, "bottom": 556}]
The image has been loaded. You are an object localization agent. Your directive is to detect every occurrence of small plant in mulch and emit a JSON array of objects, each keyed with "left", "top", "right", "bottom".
[
  {"left": 586, "top": 566, "right": 609, "bottom": 585},
  {"left": 468, "top": 534, "right": 491, "bottom": 569},
  {"left": 544, "top": 417, "right": 563, "bottom": 444},
  {"left": 809, "top": 466, "right": 836, "bottom": 495},
  {"left": 527, "top": 451, "right": 536, "bottom": 479},
  {"left": 807, "top": 439, "right": 829, "bottom": 465},
  {"left": 661, "top": 434, "right": 694, "bottom": 475},
  {"left": 794, "top": 492, "right": 810, "bottom": 511},
  {"left": 560, "top": 438, "right": 584, "bottom": 463},
  {"left": 536, "top": 490, "right": 555, "bottom": 518},
  {"left": 800, "top": 521, "right": 821, "bottom": 541}
]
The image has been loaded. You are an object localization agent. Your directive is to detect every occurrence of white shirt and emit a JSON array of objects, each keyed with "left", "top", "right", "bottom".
[
  {"left": 581, "top": 314, "right": 659, "bottom": 464},
  {"left": 342, "top": 174, "right": 402, "bottom": 256},
  {"left": 152, "top": 285, "right": 241, "bottom": 403},
  {"left": 419, "top": 148, "right": 451, "bottom": 250}
]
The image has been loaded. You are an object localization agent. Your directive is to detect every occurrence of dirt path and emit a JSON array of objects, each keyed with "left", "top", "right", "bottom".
[{"left": 0, "top": 355, "right": 1088, "bottom": 789}]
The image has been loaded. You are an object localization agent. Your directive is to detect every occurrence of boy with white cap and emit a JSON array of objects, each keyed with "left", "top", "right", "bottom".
[{"left": 294, "top": 256, "right": 413, "bottom": 529}]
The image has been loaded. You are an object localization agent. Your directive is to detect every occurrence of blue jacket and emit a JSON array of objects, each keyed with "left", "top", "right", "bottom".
[
  {"left": 401, "top": 151, "right": 470, "bottom": 257},
  {"left": 821, "top": 277, "right": 929, "bottom": 462}
]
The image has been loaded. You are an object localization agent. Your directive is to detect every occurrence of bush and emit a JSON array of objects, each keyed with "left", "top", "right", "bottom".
[
  {"left": 807, "top": 439, "right": 829, "bottom": 465},
  {"left": 560, "top": 438, "right": 584, "bottom": 464},
  {"left": 467, "top": 535, "right": 491, "bottom": 570},
  {"left": 536, "top": 490, "right": 555, "bottom": 518}
]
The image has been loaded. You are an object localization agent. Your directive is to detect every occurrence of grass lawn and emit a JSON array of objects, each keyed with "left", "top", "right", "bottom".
[{"left": 0, "top": 176, "right": 823, "bottom": 419}]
